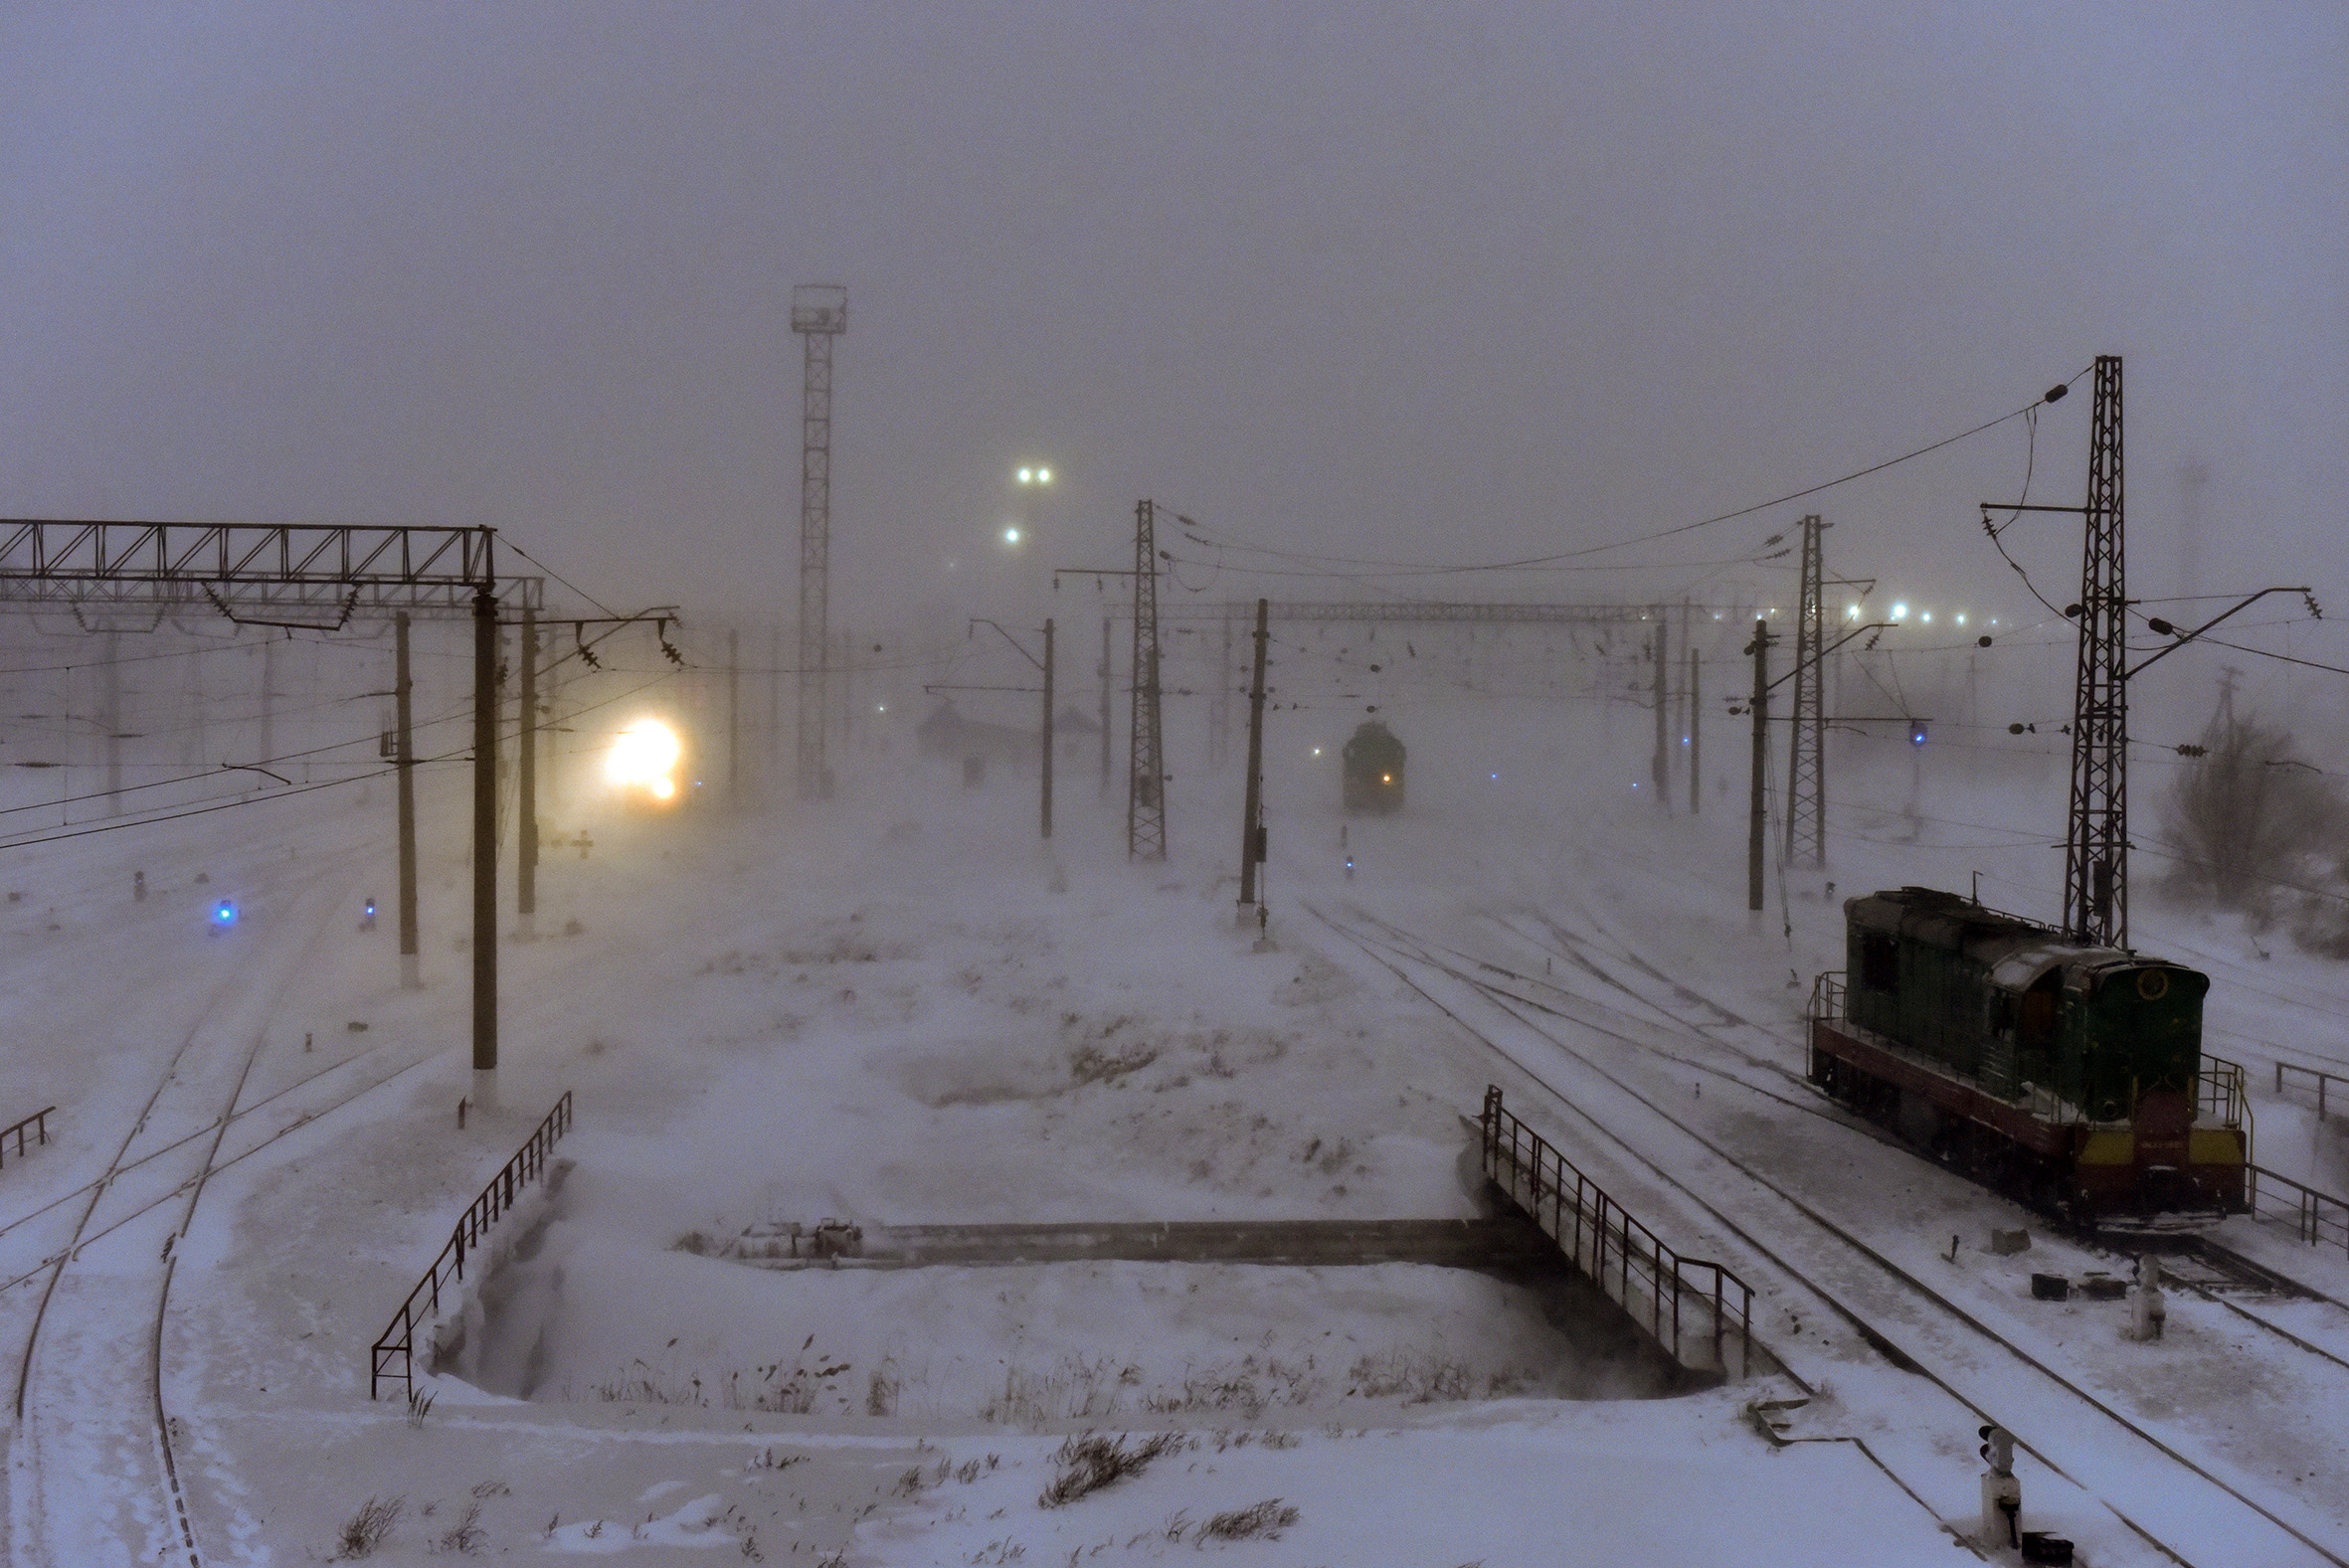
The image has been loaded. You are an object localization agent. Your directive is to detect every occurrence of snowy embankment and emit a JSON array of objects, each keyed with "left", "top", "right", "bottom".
[{"left": 22, "top": 681, "right": 2345, "bottom": 1563}]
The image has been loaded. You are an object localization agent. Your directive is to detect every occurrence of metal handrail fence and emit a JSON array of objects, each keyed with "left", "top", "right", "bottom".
[
  {"left": 1479, "top": 1087, "right": 1755, "bottom": 1380},
  {"left": 0, "top": 1107, "right": 53, "bottom": 1169},
  {"left": 369, "top": 1092, "right": 573, "bottom": 1400},
  {"left": 2247, "top": 1162, "right": 2349, "bottom": 1259},
  {"left": 2276, "top": 1062, "right": 2349, "bottom": 1122}
]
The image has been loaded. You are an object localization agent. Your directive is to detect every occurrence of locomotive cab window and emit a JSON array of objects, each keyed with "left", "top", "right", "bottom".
[
  {"left": 1859, "top": 933, "right": 1897, "bottom": 992},
  {"left": 2019, "top": 976, "right": 2058, "bottom": 1046}
]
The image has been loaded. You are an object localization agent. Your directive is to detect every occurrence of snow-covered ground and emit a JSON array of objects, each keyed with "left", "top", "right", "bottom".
[{"left": 0, "top": 671, "right": 2345, "bottom": 1565}]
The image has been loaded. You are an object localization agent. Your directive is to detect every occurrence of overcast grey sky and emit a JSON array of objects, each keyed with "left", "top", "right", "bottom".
[{"left": 4, "top": 3, "right": 2343, "bottom": 643}]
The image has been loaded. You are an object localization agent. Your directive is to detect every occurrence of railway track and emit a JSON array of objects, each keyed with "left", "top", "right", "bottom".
[
  {"left": 1308, "top": 897, "right": 2349, "bottom": 1568},
  {"left": 2, "top": 853, "right": 395, "bottom": 1568},
  {"left": 1477, "top": 898, "right": 2349, "bottom": 1377}
]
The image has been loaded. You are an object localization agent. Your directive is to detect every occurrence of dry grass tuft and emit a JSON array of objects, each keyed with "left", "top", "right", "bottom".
[
  {"left": 334, "top": 1495, "right": 405, "bottom": 1559},
  {"left": 1195, "top": 1498, "right": 1300, "bottom": 1542},
  {"left": 1037, "top": 1432, "right": 1182, "bottom": 1508}
]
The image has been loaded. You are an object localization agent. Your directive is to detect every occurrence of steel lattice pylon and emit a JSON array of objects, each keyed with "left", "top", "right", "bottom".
[
  {"left": 1126, "top": 500, "right": 1168, "bottom": 860},
  {"left": 2065, "top": 356, "right": 2127, "bottom": 946},
  {"left": 792, "top": 284, "right": 847, "bottom": 801},
  {"left": 1785, "top": 515, "right": 1828, "bottom": 867}
]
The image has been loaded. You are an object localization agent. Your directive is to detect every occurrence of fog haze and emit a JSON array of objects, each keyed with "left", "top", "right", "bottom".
[{"left": 5, "top": 3, "right": 2344, "bottom": 653}]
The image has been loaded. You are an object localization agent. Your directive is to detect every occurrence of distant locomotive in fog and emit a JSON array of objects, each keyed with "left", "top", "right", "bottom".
[{"left": 1342, "top": 721, "right": 1405, "bottom": 813}]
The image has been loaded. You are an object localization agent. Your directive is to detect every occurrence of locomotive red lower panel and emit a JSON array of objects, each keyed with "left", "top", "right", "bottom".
[{"left": 1809, "top": 1018, "right": 2246, "bottom": 1217}]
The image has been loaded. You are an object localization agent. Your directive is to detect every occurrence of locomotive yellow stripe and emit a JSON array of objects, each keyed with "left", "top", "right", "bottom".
[
  {"left": 2078, "top": 1130, "right": 2134, "bottom": 1165},
  {"left": 2189, "top": 1127, "right": 2247, "bottom": 1165}
]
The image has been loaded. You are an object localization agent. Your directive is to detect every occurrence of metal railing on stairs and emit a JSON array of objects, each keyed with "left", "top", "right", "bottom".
[
  {"left": 1480, "top": 1086, "right": 1755, "bottom": 1381},
  {"left": 0, "top": 1107, "right": 54, "bottom": 1169},
  {"left": 369, "top": 1092, "right": 573, "bottom": 1400},
  {"left": 2276, "top": 1061, "right": 2349, "bottom": 1122},
  {"left": 2247, "top": 1162, "right": 2349, "bottom": 1259}
]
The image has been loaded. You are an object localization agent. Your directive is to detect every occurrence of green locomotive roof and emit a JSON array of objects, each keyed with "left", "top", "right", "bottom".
[{"left": 1846, "top": 885, "right": 2198, "bottom": 997}]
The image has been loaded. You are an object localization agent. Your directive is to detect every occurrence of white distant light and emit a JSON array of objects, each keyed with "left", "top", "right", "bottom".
[
  {"left": 1955, "top": 613, "right": 1967, "bottom": 625},
  {"left": 1891, "top": 603, "right": 1908, "bottom": 620},
  {"left": 1003, "top": 526, "right": 1021, "bottom": 544},
  {"left": 1312, "top": 747, "right": 1322, "bottom": 756},
  {"left": 1016, "top": 467, "right": 1032, "bottom": 483},
  {"left": 1847, "top": 604, "right": 1861, "bottom": 619},
  {"left": 1921, "top": 611, "right": 1933, "bottom": 624},
  {"left": 1989, "top": 618, "right": 1999, "bottom": 626},
  {"left": 876, "top": 704, "right": 886, "bottom": 713},
  {"left": 607, "top": 718, "right": 683, "bottom": 803},
  {"left": 1036, "top": 466, "right": 1051, "bottom": 483}
]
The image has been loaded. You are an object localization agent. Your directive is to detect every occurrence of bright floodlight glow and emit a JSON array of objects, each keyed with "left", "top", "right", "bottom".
[
  {"left": 1847, "top": 605, "right": 1861, "bottom": 618},
  {"left": 607, "top": 718, "right": 683, "bottom": 799},
  {"left": 1036, "top": 466, "right": 1051, "bottom": 483},
  {"left": 1891, "top": 602, "right": 1909, "bottom": 620},
  {"left": 1003, "top": 526, "right": 1021, "bottom": 544},
  {"left": 1016, "top": 467, "right": 1032, "bottom": 483}
]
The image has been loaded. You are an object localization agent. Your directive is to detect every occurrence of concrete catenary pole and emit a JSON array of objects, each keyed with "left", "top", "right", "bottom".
[
  {"left": 395, "top": 612, "right": 421, "bottom": 989},
  {"left": 1237, "top": 598, "right": 1270, "bottom": 914},
  {"left": 1039, "top": 618, "right": 1054, "bottom": 840},
  {"left": 518, "top": 606, "right": 539, "bottom": 932},
  {"left": 471, "top": 586, "right": 499, "bottom": 1101},
  {"left": 1747, "top": 617, "right": 1769, "bottom": 913}
]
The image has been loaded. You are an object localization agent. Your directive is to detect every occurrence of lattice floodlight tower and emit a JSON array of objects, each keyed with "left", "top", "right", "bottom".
[
  {"left": 2066, "top": 355, "right": 2128, "bottom": 947},
  {"left": 792, "top": 283, "right": 847, "bottom": 801}
]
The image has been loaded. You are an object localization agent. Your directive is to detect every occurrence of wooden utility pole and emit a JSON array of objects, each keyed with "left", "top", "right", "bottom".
[
  {"left": 518, "top": 607, "right": 538, "bottom": 931},
  {"left": 1651, "top": 615, "right": 1670, "bottom": 809},
  {"left": 1237, "top": 599, "right": 1270, "bottom": 914},
  {"left": 260, "top": 636, "right": 275, "bottom": 778},
  {"left": 1039, "top": 618, "right": 1054, "bottom": 840},
  {"left": 395, "top": 611, "right": 420, "bottom": 989},
  {"left": 102, "top": 631, "right": 121, "bottom": 813},
  {"left": 1098, "top": 617, "right": 1112, "bottom": 796},
  {"left": 1747, "top": 617, "right": 1770, "bottom": 913},
  {"left": 1688, "top": 647, "right": 1700, "bottom": 817},
  {"left": 471, "top": 587, "right": 499, "bottom": 1096}
]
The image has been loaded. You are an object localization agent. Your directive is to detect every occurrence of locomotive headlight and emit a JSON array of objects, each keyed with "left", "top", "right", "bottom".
[{"left": 607, "top": 718, "right": 683, "bottom": 799}]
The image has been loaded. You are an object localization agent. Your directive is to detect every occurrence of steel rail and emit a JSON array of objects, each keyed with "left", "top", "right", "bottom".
[{"left": 1311, "top": 902, "right": 2346, "bottom": 1568}]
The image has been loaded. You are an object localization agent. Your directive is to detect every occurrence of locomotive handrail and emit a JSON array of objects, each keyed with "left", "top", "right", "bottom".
[
  {"left": 2198, "top": 1054, "right": 2251, "bottom": 1136},
  {"left": 1479, "top": 1086, "right": 1755, "bottom": 1381},
  {"left": 369, "top": 1091, "right": 573, "bottom": 1400},
  {"left": 1806, "top": 970, "right": 1847, "bottom": 1024}
]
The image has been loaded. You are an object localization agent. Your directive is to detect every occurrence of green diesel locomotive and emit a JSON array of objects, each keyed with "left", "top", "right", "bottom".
[
  {"left": 1342, "top": 721, "right": 1405, "bottom": 813},
  {"left": 1809, "top": 886, "right": 2248, "bottom": 1219}
]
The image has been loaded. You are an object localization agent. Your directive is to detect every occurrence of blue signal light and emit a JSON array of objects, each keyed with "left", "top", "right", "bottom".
[
  {"left": 1909, "top": 721, "right": 1928, "bottom": 746},
  {"left": 212, "top": 899, "right": 238, "bottom": 928}
]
